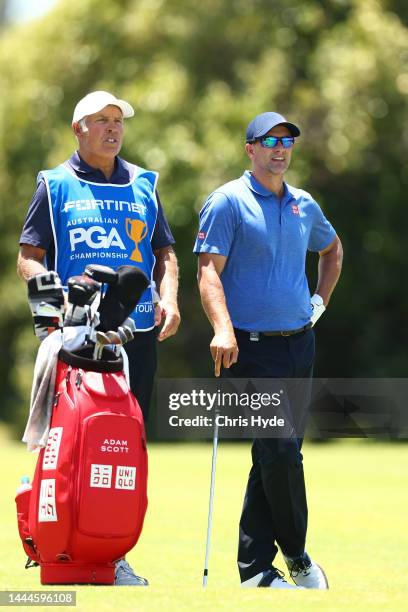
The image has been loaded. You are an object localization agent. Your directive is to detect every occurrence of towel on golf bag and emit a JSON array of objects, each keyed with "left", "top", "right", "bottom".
[{"left": 23, "top": 328, "right": 129, "bottom": 452}]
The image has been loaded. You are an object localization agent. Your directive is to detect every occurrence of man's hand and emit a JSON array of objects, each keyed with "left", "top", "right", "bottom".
[
  {"left": 310, "top": 293, "right": 326, "bottom": 327},
  {"left": 156, "top": 300, "right": 180, "bottom": 341},
  {"left": 153, "top": 246, "right": 180, "bottom": 341},
  {"left": 210, "top": 330, "right": 239, "bottom": 377},
  {"left": 197, "top": 253, "right": 238, "bottom": 377}
]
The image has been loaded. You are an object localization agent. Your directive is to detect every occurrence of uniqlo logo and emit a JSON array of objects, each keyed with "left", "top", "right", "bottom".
[
  {"left": 43, "top": 427, "right": 63, "bottom": 470},
  {"left": 115, "top": 466, "right": 137, "bottom": 490},
  {"left": 38, "top": 479, "right": 57, "bottom": 522},
  {"left": 291, "top": 205, "right": 299, "bottom": 215},
  {"left": 198, "top": 232, "right": 206, "bottom": 240},
  {"left": 90, "top": 464, "right": 112, "bottom": 488}
]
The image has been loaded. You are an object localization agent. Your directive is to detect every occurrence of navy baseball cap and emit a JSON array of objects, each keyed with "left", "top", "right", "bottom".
[{"left": 246, "top": 112, "right": 300, "bottom": 142}]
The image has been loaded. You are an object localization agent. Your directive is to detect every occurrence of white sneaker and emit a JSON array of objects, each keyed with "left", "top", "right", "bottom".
[
  {"left": 284, "top": 552, "right": 328, "bottom": 589},
  {"left": 241, "top": 568, "right": 304, "bottom": 589}
]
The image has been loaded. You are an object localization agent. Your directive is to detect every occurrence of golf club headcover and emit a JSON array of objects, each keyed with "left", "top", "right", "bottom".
[
  {"left": 67, "top": 276, "right": 101, "bottom": 307},
  {"left": 27, "top": 272, "right": 64, "bottom": 316},
  {"left": 98, "top": 266, "right": 149, "bottom": 332},
  {"left": 33, "top": 304, "right": 64, "bottom": 342},
  {"left": 64, "top": 276, "right": 101, "bottom": 327},
  {"left": 27, "top": 272, "right": 65, "bottom": 340},
  {"left": 84, "top": 264, "right": 118, "bottom": 285}
]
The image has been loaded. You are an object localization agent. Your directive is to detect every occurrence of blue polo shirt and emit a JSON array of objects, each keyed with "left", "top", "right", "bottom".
[{"left": 193, "top": 170, "right": 337, "bottom": 331}]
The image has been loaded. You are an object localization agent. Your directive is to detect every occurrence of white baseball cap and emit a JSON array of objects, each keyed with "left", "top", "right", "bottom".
[{"left": 72, "top": 91, "right": 135, "bottom": 124}]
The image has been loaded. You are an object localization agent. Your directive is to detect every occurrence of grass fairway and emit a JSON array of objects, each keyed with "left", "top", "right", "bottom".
[{"left": 1, "top": 428, "right": 407, "bottom": 611}]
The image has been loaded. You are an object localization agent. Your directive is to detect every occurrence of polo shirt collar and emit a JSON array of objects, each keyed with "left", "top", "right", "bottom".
[
  {"left": 242, "top": 170, "right": 291, "bottom": 201},
  {"left": 68, "top": 151, "right": 129, "bottom": 182}
]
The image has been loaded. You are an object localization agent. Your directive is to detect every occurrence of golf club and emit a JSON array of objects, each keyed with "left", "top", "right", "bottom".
[
  {"left": 122, "top": 317, "right": 137, "bottom": 334},
  {"left": 203, "top": 411, "right": 219, "bottom": 587},
  {"left": 93, "top": 329, "right": 125, "bottom": 360},
  {"left": 92, "top": 324, "right": 136, "bottom": 360}
]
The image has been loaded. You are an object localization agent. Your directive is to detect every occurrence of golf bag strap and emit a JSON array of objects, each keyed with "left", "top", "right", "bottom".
[{"left": 59, "top": 347, "right": 123, "bottom": 373}]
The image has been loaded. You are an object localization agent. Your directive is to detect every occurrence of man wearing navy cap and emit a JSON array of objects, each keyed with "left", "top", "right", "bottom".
[
  {"left": 194, "top": 112, "right": 342, "bottom": 588},
  {"left": 17, "top": 91, "right": 180, "bottom": 586}
]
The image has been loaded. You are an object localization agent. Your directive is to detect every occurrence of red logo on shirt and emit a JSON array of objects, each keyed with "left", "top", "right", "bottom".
[
  {"left": 198, "top": 232, "right": 206, "bottom": 240},
  {"left": 291, "top": 205, "right": 299, "bottom": 215}
]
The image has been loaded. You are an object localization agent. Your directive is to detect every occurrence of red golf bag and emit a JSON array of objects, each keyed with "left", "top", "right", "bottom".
[{"left": 15, "top": 345, "right": 148, "bottom": 585}]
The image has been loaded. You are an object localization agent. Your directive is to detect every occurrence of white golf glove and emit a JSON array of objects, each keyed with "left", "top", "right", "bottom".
[{"left": 310, "top": 293, "right": 325, "bottom": 327}]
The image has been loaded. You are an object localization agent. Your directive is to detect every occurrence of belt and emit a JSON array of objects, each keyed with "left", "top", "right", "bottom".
[
  {"left": 262, "top": 323, "right": 312, "bottom": 336},
  {"left": 235, "top": 323, "right": 312, "bottom": 339}
]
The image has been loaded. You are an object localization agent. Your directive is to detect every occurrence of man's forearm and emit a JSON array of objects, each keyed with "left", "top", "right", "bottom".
[
  {"left": 153, "top": 246, "right": 179, "bottom": 303},
  {"left": 198, "top": 267, "right": 234, "bottom": 334},
  {"left": 316, "top": 238, "right": 343, "bottom": 305},
  {"left": 17, "top": 252, "right": 47, "bottom": 281},
  {"left": 153, "top": 246, "right": 180, "bottom": 340},
  {"left": 197, "top": 254, "right": 238, "bottom": 375}
]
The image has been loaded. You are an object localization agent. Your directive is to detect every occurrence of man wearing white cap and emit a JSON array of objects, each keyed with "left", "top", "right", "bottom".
[{"left": 17, "top": 91, "right": 180, "bottom": 585}]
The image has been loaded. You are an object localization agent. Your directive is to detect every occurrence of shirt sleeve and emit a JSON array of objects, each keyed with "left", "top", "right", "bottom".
[
  {"left": 19, "top": 180, "right": 54, "bottom": 249},
  {"left": 193, "top": 191, "right": 237, "bottom": 256},
  {"left": 307, "top": 199, "right": 337, "bottom": 252},
  {"left": 151, "top": 192, "right": 176, "bottom": 250}
]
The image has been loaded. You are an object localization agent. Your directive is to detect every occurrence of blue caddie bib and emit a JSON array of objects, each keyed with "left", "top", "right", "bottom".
[{"left": 40, "top": 163, "right": 158, "bottom": 331}]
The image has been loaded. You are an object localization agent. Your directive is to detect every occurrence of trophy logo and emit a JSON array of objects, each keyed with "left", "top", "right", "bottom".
[{"left": 125, "top": 218, "right": 148, "bottom": 262}]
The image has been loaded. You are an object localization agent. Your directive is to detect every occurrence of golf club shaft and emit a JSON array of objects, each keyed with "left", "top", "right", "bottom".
[{"left": 203, "top": 415, "right": 219, "bottom": 587}]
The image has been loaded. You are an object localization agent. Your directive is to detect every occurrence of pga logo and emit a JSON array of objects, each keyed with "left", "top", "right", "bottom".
[{"left": 69, "top": 226, "right": 126, "bottom": 251}]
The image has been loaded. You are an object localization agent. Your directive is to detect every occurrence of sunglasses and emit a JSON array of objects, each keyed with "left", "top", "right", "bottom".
[{"left": 255, "top": 136, "right": 295, "bottom": 149}]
